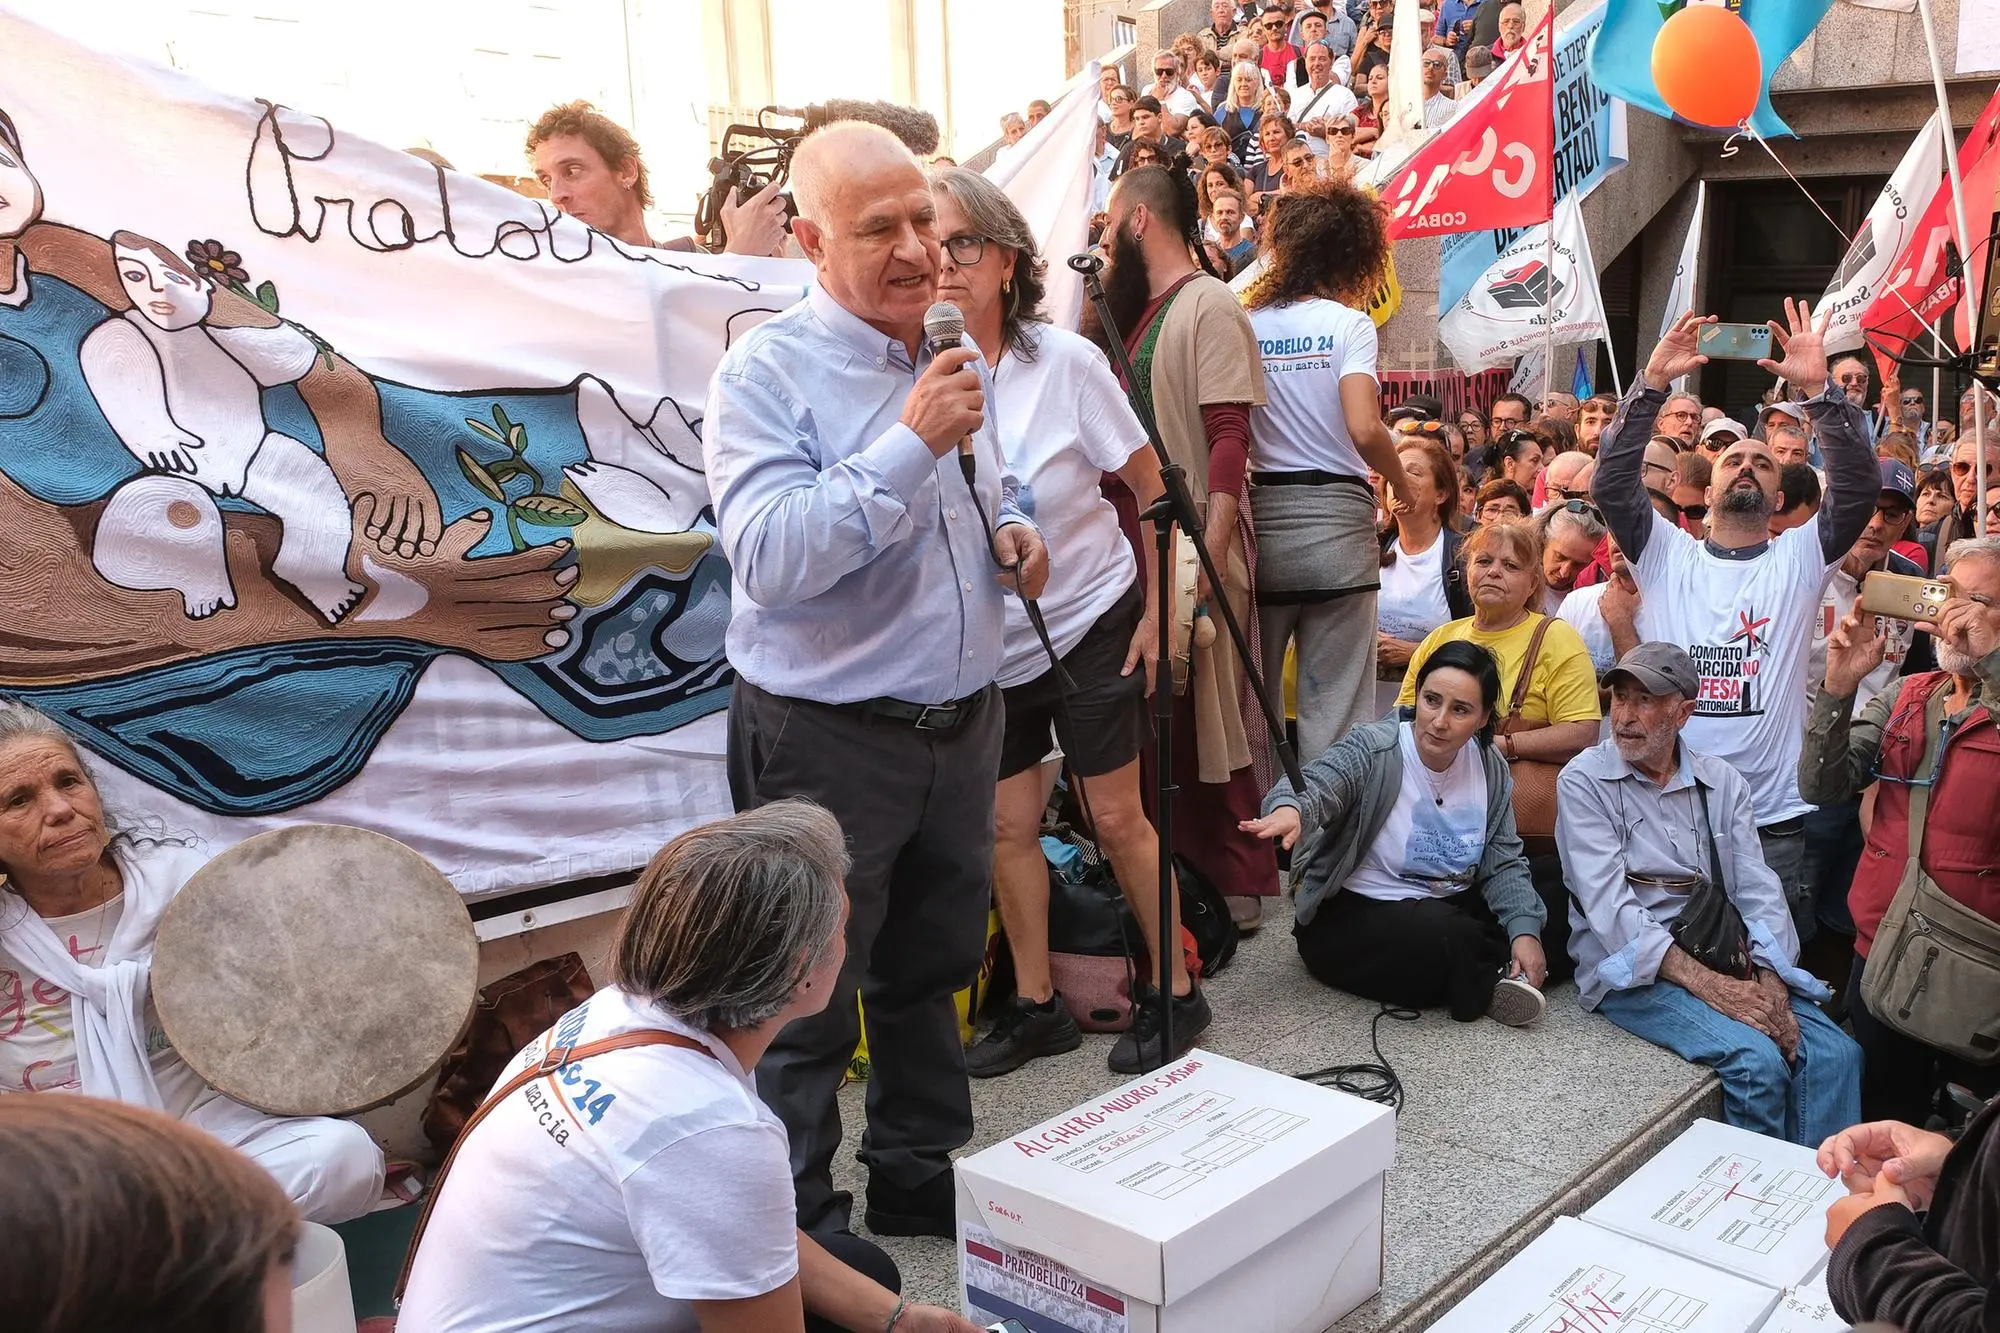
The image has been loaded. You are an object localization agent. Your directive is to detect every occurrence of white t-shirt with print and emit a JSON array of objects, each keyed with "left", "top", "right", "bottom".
[
  {"left": 0, "top": 851, "right": 208, "bottom": 1114},
  {"left": 1629, "top": 509, "right": 1839, "bottom": 824},
  {"left": 1557, "top": 582, "right": 1617, "bottom": 676},
  {"left": 1346, "top": 723, "right": 1489, "bottom": 902},
  {"left": 992, "top": 328, "right": 1148, "bottom": 688},
  {"left": 396, "top": 987, "right": 799, "bottom": 1333},
  {"left": 1378, "top": 535, "right": 1452, "bottom": 642},
  {"left": 1248, "top": 298, "right": 1379, "bottom": 475}
]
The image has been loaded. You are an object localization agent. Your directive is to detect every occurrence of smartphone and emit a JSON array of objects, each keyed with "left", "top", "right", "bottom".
[
  {"left": 987, "top": 1323, "right": 1032, "bottom": 1333},
  {"left": 1858, "top": 570, "right": 1951, "bottom": 623},
  {"left": 1696, "top": 322, "right": 1773, "bottom": 361}
]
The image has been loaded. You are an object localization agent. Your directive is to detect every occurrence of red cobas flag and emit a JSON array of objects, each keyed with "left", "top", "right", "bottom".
[
  {"left": 1378, "top": 5, "right": 1554, "bottom": 241},
  {"left": 1862, "top": 84, "right": 2000, "bottom": 370}
]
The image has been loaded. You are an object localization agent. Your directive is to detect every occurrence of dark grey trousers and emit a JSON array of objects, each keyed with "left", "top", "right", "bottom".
[{"left": 729, "top": 677, "right": 1001, "bottom": 1233}]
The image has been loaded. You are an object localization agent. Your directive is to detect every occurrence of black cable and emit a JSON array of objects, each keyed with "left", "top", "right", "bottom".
[{"left": 1295, "top": 1004, "right": 1419, "bottom": 1112}]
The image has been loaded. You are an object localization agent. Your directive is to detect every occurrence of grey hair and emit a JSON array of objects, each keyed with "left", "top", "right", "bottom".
[
  {"left": 612, "top": 799, "right": 849, "bottom": 1032},
  {"left": 1766, "top": 422, "right": 1808, "bottom": 445},
  {"left": 1664, "top": 392, "right": 1703, "bottom": 417},
  {"left": 1943, "top": 534, "right": 2000, "bottom": 576},
  {"left": 928, "top": 167, "right": 1051, "bottom": 361},
  {"left": 1542, "top": 503, "right": 1606, "bottom": 545},
  {"left": 0, "top": 700, "right": 191, "bottom": 883},
  {"left": 1000, "top": 112, "right": 1026, "bottom": 129}
]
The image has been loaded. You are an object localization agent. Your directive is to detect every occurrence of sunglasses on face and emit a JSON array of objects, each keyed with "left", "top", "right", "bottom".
[
  {"left": 1903, "top": 394, "right": 1923, "bottom": 404},
  {"left": 1699, "top": 437, "right": 1737, "bottom": 452}
]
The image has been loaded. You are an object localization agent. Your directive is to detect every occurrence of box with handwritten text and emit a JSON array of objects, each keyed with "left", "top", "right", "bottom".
[{"left": 953, "top": 1049, "right": 1395, "bottom": 1333}]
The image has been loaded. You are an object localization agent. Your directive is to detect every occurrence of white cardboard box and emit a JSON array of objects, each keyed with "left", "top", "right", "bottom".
[
  {"left": 954, "top": 1049, "right": 1395, "bottom": 1333},
  {"left": 1428, "top": 1216, "right": 1781, "bottom": 1333},
  {"left": 1582, "top": 1119, "right": 1840, "bottom": 1289}
]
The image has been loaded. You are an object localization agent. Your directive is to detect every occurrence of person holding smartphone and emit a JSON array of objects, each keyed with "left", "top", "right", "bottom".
[{"left": 1595, "top": 304, "right": 1878, "bottom": 947}]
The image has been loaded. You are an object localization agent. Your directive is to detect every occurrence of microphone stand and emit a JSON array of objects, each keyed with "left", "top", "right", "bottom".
[{"left": 1067, "top": 253, "right": 1305, "bottom": 1066}]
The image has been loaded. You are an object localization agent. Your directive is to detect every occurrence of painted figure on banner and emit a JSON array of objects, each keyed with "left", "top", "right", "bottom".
[{"left": 0, "top": 100, "right": 787, "bottom": 815}]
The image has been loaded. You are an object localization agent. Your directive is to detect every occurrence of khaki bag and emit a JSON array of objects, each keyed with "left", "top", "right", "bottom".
[
  {"left": 1495, "top": 616, "right": 1561, "bottom": 842},
  {"left": 1858, "top": 687, "right": 2000, "bottom": 1065}
]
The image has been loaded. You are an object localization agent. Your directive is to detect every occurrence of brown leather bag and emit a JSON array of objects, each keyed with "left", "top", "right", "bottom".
[
  {"left": 1494, "top": 616, "right": 1561, "bottom": 842},
  {"left": 397, "top": 1027, "right": 716, "bottom": 1302},
  {"left": 421, "top": 953, "right": 596, "bottom": 1154}
]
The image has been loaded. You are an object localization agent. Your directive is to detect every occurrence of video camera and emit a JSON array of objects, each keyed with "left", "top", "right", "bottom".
[{"left": 694, "top": 99, "right": 942, "bottom": 250}]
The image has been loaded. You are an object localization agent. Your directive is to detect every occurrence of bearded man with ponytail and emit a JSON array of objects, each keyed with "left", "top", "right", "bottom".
[{"left": 1088, "top": 161, "right": 1278, "bottom": 932}]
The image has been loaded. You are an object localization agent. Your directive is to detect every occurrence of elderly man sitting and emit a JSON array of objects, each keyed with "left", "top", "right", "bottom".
[{"left": 1556, "top": 643, "right": 1861, "bottom": 1147}]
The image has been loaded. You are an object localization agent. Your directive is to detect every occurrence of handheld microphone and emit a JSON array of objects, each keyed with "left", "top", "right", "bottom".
[{"left": 922, "top": 301, "right": 978, "bottom": 485}]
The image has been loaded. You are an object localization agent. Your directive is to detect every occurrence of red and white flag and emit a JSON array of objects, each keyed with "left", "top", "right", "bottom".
[
  {"left": 1377, "top": 4, "right": 1553, "bottom": 241},
  {"left": 1861, "top": 85, "right": 2000, "bottom": 369}
]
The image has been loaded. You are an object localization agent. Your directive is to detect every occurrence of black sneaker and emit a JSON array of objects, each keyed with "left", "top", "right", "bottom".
[
  {"left": 1109, "top": 983, "right": 1212, "bottom": 1074},
  {"left": 966, "top": 993, "right": 1083, "bottom": 1079},
  {"left": 864, "top": 1169, "right": 955, "bottom": 1238}
]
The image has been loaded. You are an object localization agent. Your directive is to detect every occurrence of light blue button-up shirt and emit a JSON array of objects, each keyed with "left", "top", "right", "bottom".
[
  {"left": 703, "top": 285, "right": 1028, "bottom": 706},
  {"left": 1556, "top": 738, "right": 1827, "bottom": 1011}
]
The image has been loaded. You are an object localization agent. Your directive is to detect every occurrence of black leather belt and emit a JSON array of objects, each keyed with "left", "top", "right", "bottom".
[
  {"left": 1758, "top": 816, "right": 1806, "bottom": 837},
  {"left": 835, "top": 689, "right": 986, "bottom": 733},
  {"left": 1250, "top": 469, "right": 1369, "bottom": 488}
]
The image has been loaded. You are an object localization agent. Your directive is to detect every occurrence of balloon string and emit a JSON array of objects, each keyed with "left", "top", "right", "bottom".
[{"left": 1723, "top": 118, "right": 1948, "bottom": 350}]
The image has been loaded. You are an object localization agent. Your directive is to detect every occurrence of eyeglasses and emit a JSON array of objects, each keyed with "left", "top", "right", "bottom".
[
  {"left": 1552, "top": 498, "right": 1604, "bottom": 522},
  {"left": 1395, "top": 419, "right": 1448, "bottom": 436},
  {"left": 1156, "top": 67, "right": 1177, "bottom": 75},
  {"left": 1329, "top": 124, "right": 1356, "bottom": 135},
  {"left": 1902, "top": 394, "right": 1924, "bottom": 405},
  {"left": 942, "top": 235, "right": 989, "bottom": 264},
  {"left": 1642, "top": 459, "right": 1674, "bottom": 478},
  {"left": 1659, "top": 408, "right": 1701, "bottom": 422},
  {"left": 1680, "top": 503, "right": 1709, "bottom": 521},
  {"left": 1698, "top": 436, "right": 1738, "bottom": 452}
]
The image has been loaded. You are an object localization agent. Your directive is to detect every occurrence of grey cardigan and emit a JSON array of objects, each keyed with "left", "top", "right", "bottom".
[{"left": 1263, "top": 715, "right": 1545, "bottom": 937}]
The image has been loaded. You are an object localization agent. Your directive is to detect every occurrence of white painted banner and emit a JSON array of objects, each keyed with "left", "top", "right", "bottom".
[
  {"left": 985, "top": 61, "right": 1103, "bottom": 332},
  {"left": 0, "top": 8, "right": 815, "bottom": 896}
]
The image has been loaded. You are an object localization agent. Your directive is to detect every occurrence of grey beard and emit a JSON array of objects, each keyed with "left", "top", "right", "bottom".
[{"left": 1937, "top": 642, "right": 1979, "bottom": 676}]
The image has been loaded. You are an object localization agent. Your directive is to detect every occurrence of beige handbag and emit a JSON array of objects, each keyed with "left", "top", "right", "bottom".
[{"left": 1495, "top": 616, "right": 1561, "bottom": 842}]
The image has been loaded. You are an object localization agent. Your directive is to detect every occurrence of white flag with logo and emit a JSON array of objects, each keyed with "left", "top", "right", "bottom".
[
  {"left": 1658, "top": 179, "right": 1705, "bottom": 392},
  {"left": 1813, "top": 113, "right": 1947, "bottom": 354},
  {"left": 1439, "top": 195, "right": 1608, "bottom": 372},
  {"left": 1659, "top": 180, "right": 1706, "bottom": 343},
  {"left": 985, "top": 62, "right": 1102, "bottom": 332}
]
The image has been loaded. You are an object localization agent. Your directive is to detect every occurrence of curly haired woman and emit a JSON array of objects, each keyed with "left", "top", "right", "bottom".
[{"left": 1243, "top": 181, "right": 1414, "bottom": 762}]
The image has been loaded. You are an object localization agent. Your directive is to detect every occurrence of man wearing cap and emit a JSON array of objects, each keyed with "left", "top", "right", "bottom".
[
  {"left": 1762, "top": 399, "right": 1809, "bottom": 442},
  {"left": 1595, "top": 305, "right": 1878, "bottom": 944},
  {"left": 1698, "top": 416, "right": 1748, "bottom": 457},
  {"left": 1557, "top": 642, "right": 1861, "bottom": 1147},
  {"left": 1798, "top": 460, "right": 1935, "bottom": 969}
]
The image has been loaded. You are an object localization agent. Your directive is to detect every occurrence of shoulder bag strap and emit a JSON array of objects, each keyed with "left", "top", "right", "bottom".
[
  {"left": 395, "top": 1029, "right": 715, "bottom": 1303},
  {"left": 1906, "top": 679, "right": 1959, "bottom": 864},
  {"left": 1693, "top": 780, "right": 1727, "bottom": 900},
  {"left": 1504, "top": 615, "right": 1556, "bottom": 724}
]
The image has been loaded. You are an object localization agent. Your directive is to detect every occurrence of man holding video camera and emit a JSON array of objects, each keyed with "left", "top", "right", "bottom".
[
  {"left": 1595, "top": 303, "right": 1877, "bottom": 943},
  {"left": 1801, "top": 535, "right": 2000, "bottom": 1126}
]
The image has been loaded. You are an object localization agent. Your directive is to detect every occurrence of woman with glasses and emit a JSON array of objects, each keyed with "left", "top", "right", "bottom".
[
  {"left": 1320, "top": 112, "right": 1363, "bottom": 180},
  {"left": 1458, "top": 408, "right": 1490, "bottom": 456},
  {"left": 1246, "top": 115, "right": 1296, "bottom": 209},
  {"left": 1474, "top": 478, "right": 1531, "bottom": 526},
  {"left": 1241, "top": 180, "right": 1415, "bottom": 763},
  {"left": 927, "top": 169, "right": 1210, "bottom": 1079},
  {"left": 1106, "top": 85, "right": 1138, "bottom": 149}
]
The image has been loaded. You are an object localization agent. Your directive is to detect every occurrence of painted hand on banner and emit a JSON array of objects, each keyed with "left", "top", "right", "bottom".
[
  {"left": 1642, "top": 311, "right": 1712, "bottom": 391},
  {"left": 1754, "top": 297, "right": 1833, "bottom": 399}
]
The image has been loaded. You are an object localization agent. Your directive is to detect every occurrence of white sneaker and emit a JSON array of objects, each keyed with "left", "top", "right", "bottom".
[{"left": 1487, "top": 976, "right": 1546, "bottom": 1027}]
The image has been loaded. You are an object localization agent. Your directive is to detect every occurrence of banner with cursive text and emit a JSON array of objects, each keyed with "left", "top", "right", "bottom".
[{"left": 0, "top": 10, "right": 815, "bottom": 896}]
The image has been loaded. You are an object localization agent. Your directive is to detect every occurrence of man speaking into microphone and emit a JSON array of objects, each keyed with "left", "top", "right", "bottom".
[{"left": 704, "top": 121, "right": 1047, "bottom": 1241}]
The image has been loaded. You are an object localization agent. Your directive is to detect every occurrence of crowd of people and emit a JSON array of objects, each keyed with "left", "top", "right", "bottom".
[{"left": 6, "top": 6, "right": 2000, "bottom": 1329}]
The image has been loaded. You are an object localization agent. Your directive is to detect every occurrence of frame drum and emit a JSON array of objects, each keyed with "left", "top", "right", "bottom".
[{"left": 152, "top": 824, "right": 479, "bottom": 1118}]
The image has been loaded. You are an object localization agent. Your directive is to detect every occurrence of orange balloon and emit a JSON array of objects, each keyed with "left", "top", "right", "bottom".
[{"left": 1651, "top": 5, "right": 1762, "bottom": 129}]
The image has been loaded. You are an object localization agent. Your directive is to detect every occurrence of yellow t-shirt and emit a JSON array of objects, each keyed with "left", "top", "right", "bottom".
[{"left": 1396, "top": 614, "right": 1602, "bottom": 727}]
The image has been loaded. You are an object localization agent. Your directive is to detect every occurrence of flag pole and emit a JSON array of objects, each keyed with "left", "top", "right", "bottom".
[
  {"left": 1542, "top": 222, "right": 1558, "bottom": 408},
  {"left": 1603, "top": 333, "right": 1625, "bottom": 400},
  {"left": 1916, "top": 0, "right": 1986, "bottom": 531}
]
